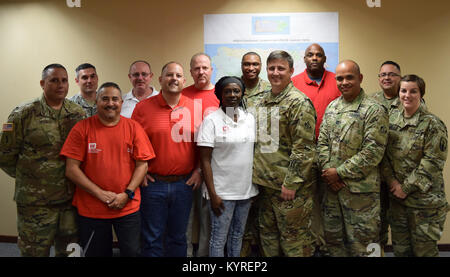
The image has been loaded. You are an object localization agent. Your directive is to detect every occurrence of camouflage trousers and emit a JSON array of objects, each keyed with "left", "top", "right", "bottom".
[
  {"left": 311, "top": 171, "right": 326, "bottom": 253},
  {"left": 16, "top": 203, "right": 78, "bottom": 257},
  {"left": 388, "top": 199, "right": 449, "bottom": 257},
  {"left": 379, "top": 181, "right": 390, "bottom": 254},
  {"left": 258, "top": 187, "right": 315, "bottom": 257},
  {"left": 323, "top": 187, "right": 380, "bottom": 257}
]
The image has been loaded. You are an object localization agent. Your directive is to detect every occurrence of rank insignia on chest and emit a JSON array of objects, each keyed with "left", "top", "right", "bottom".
[{"left": 2, "top": 123, "right": 13, "bottom": 132}]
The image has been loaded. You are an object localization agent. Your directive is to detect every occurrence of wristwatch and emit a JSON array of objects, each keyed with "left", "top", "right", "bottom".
[{"left": 124, "top": 189, "right": 134, "bottom": 200}]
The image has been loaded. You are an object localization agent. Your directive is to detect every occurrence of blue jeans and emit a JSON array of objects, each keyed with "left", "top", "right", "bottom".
[
  {"left": 209, "top": 199, "right": 252, "bottom": 257},
  {"left": 140, "top": 177, "right": 193, "bottom": 257}
]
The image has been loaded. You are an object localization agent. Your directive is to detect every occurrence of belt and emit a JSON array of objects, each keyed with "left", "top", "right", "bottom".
[{"left": 151, "top": 174, "right": 190, "bottom": 183}]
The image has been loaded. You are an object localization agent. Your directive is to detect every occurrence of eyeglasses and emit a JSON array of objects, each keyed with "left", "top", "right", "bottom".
[
  {"left": 131, "top": 72, "right": 151, "bottom": 78},
  {"left": 378, "top": 72, "right": 400, "bottom": 78}
]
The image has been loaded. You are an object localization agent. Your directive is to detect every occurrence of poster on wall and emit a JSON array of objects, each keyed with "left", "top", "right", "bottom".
[{"left": 204, "top": 12, "right": 339, "bottom": 83}]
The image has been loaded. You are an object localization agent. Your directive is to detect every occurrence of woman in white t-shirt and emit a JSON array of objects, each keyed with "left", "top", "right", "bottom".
[{"left": 197, "top": 76, "right": 258, "bottom": 257}]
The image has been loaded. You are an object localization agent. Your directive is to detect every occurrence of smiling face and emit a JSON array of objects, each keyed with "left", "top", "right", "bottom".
[
  {"left": 241, "top": 53, "right": 262, "bottom": 82},
  {"left": 128, "top": 62, "right": 153, "bottom": 92},
  {"left": 96, "top": 86, "right": 123, "bottom": 123},
  {"left": 76, "top": 67, "right": 98, "bottom": 95},
  {"left": 378, "top": 64, "right": 401, "bottom": 95},
  {"left": 221, "top": 83, "right": 243, "bottom": 108},
  {"left": 399, "top": 81, "right": 422, "bottom": 117},
  {"left": 267, "top": 58, "right": 294, "bottom": 94},
  {"left": 335, "top": 61, "right": 363, "bottom": 102},
  {"left": 159, "top": 63, "right": 186, "bottom": 95}
]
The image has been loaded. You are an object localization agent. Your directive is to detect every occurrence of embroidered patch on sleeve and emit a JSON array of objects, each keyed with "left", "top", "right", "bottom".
[{"left": 2, "top": 123, "right": 13, "bottom": 132}]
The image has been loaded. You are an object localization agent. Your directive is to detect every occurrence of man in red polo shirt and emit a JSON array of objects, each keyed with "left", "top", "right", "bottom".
[
  {"left": 61, "top": 82, "right": 155, "bottom": 257},
  {"left": 292, "top": 43, "right": 341, "bottom": 139},
  {"left": 132, "top": 62, "right": 202, "bottom": 257},
  {"left": 182, "top": 53, "right": 220, "bottom": 257},
  {"left": 291, "top": 43, "right": 341, "bottom": 256}
]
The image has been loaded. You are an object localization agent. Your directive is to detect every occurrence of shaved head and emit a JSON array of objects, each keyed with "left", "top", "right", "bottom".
[
  {"left": 335, "top": 60, "right": 363, "bottom": 102},
  {"left": 304, "top": 43, "right": 326, "bottom": 77},
  {"left": 336, "top": 60, "right": 361, "bottom": 75},
  {"left": 305, "top": 43, "right": 325, "bottom": 54}
]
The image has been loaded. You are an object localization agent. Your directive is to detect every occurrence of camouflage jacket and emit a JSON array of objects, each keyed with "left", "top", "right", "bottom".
[
  {"left": 68, "top": 93, "right": 97, "bottom": 117},
  {"left": 318, "top": 89, "right": 388, "bottom": 193},
  {"left": 371, "top": 90, "right": 398, "bottom": 112},
  {"left": 372, "top": 91, "right": 427, "bottom": 113},
  {"left": 380, "top": 104, "right": 448, "bottom": 209},
  {"left": 0, "top": 95, "right": 85, "bottom": 206},
  {"left": 242, "top": 78, "right": 271, "bottom": 109},
  {"left": 252, "top": 82, "right": 317, "bottom": 193}
]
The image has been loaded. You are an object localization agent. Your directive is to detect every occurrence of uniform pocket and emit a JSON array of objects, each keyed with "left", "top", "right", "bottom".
[{"left": 414, "top": 206, "right": 447, "bottom": 242}]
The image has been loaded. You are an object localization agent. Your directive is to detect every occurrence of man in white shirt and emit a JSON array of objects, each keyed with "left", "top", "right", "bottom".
[{"left": 121, "top": 60, "right": 159, "bottom": 118}]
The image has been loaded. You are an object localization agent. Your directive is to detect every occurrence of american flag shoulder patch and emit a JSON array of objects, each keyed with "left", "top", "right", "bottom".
[{"left": 2, "top": 123, "right": 13, "bottom": 132}]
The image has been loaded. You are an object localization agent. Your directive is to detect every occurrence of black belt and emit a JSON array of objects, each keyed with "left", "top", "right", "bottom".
[{"left": 150, "top": 174, "right": 190, "bottom": 183}]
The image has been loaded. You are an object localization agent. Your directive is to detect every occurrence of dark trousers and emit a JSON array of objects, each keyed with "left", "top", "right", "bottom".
[{"left": 78, "top": 211, "right": 141, "bottom": 257}]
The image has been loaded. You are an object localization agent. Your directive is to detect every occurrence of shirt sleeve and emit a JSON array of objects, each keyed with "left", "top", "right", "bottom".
[
  {"left": 132, "top": 121, "right": 156, "bottom": 161},
  {"left": 380, "top": 154, "right": 396, "bottom": 185},
  {"left": 283, "top": 98, "right": 317, "bottom": 191},
  {"left": 402, "top": 118, "right": 448, "bottom": 195},
  {"left": 317, "top": 106, "right": 331, "bottom": 170},
  {"left": 196, "top": 116, "right": 215, "bottom": 148},
  {"left": 0, "top": 109, "right": 23, "bottom": 177}
]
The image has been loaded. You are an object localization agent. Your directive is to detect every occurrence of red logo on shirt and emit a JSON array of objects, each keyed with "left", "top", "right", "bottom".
[
  {"left": 88, "top": 143, "right": 102, "bottom": 154},
  {"left": 222, "top": 126, "right": 229, "bottom": 133}
]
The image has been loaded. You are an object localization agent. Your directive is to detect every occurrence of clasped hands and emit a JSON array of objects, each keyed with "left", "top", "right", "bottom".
[
  {"left": 97, "top": 190, "right": 128, "bottom": 210},
  {"left": 321, "top": 168, "right": 346, "bottom": 192},
  {"left": 389, "top": 179, "right": 407, "bottom": 199}
]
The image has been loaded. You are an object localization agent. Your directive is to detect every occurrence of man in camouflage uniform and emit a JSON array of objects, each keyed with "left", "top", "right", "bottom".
[
  {"left": 252, "top": 50, "right": 317, "bottom": 257},
  {"left": 372, "top": 61, "right": 402, "bottom": 111},
  {"left": 241, "top": 52, "right": 271, "bottom": 109},
  {"left": 371, "top": 60, "right": 402, "bottom": 254},
  {"left": 318, "top": 60, "right": 388, "bottom": 256},
  {"left": 239, "top": 51, "right": 270, "bottom": 257},
  {"left": 380, "top": 74, "right": 449, "bottom": 256},
  {"left": 69, "top": 63, "right": 99, "bottom": 117},
  {"left": 0, "top": 64, "right": 85, "bottom": 257}
]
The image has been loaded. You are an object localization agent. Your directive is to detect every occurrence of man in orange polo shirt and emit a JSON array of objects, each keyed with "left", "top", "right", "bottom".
[
  {"left": 61, "top": 82, "right": 155, "bottom": 257},
  {"left": 132, "top": 62, "right": 203, "bottom": 257}
]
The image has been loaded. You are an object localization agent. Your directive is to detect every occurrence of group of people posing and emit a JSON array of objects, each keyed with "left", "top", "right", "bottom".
[{"left": 0, "top": 43, "right": 448, "bottom": 258}]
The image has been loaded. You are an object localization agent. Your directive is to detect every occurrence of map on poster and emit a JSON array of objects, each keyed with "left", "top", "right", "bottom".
[{"left": 204, "top": 13, "right": 339, "bottom": 83}]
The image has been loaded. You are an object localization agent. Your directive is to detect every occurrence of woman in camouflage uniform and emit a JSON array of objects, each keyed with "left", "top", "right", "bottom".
[{"left": 381, "top": 74, "right": 449, "bottom": 257}]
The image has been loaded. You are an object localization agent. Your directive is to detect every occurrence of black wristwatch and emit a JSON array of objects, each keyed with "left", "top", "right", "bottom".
[{"left": 124, "top": 189, "right": 134, "bottom": 200}]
